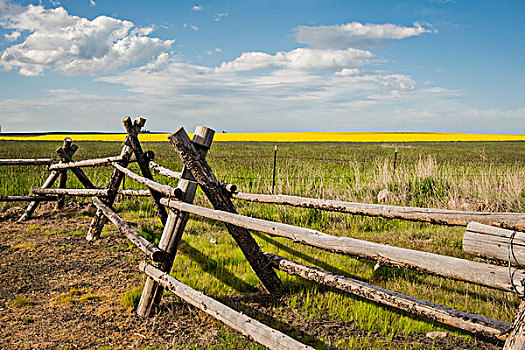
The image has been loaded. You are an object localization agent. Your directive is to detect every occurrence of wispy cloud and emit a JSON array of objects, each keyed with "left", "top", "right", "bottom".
[
  {"left": 183, "top": 23, "right": 198, "bottom": 31},
  {"left": 89, "top": 0, "right": 95, "bottom": 7},
  {"left": 213, "top": 12, "right": 229, "bottom": 22},
  {"left": 192, "top": 5, "right": 202, "bottom": 11},
  {"left": 295, "top": 22, "right": 435, "bottom": 49},
  {"left": 0, "top": 3, "right": 173, "bottom": 76},
  {"left": 215, "top": 48, "right": 374, "bottom": 72}
]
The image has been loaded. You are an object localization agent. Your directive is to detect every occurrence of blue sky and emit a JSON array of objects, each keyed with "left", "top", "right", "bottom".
[{"left": 0, "top": 0, "right": 523, "bottom": 133}]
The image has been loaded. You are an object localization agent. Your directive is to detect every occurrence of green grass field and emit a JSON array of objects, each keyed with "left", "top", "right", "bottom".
[{"left": 2, "top": 139, "right": 525, "bottom": 349}]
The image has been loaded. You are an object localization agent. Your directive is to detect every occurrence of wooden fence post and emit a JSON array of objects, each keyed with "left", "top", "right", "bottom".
[
  {"left": 56, "top": 138, "right": 71, "bottom": 209},
  {"left": 136, "top": 126, "right": 214, "bottom": 317},
  {"left": 19, "top": 138, "right": 78, "bottom": 221},
  {"left": 168, "top": 127, "right": 283, "bottom": 295},
  {"left": 122, "top": 116, "right": 168, "bottom": 225},
  {"left": 86, "top": 117, "right": 142, "bottom": 240},
  {"left": 504, "top": 300, "right": 525, "bottom": 349}
]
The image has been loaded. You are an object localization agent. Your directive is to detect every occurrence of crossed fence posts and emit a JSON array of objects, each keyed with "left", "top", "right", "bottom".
[{"left": 4, "top": 116, "right": 525, "bottom": 349}]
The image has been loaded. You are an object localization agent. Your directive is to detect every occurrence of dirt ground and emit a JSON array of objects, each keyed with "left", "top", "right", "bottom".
[{"left": 0, "top": 201, "right": 503, "bottom": 350}]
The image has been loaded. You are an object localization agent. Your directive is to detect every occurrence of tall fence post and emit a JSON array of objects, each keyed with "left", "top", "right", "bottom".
[
  {"left": 272, "top": 144, "right": 277, "bottom": 194},
  {"left": 168, "top": 127, "right": 283, "bottom": 295},
  {"left": 136, "top": 126, "right": 215, "bottom": 317},
  {"left": 393, "top": 147, "right": 398, "bottom": 177},
  {"left": 122, "top": 117, "right": 168, "bottom": 225},
  {"left": 86, "top": 117, "right": 142, "bottom": 240},
  {"left": 56, "top": 138, "right": 72, "bottom": 209}
]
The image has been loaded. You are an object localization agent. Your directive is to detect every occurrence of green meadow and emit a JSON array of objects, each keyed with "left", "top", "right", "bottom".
[{"left": 2, "top": 139, "right": 525, "bottom": 349}]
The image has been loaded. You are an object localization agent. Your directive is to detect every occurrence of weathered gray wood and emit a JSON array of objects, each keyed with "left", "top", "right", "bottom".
[
  {"left": 149, "top": 161, "right": 182, "bottom": 179},
  {"left": 56, "top": 169, "right": 67, "bottom": 209},
  {"left": 464, "top": 222, "right": 525, "bottom": 266},
  {"left": 123, "top": 116, "right": 168, "bottom": 225},
  {"left": 0, "top": 195, "right": 58, "bottom": 202},
  {"left": 137, "top": 126, "right": 214, "bottom": 317},
  {"left": 117, "top": 189, "right": 150, "bottom": 196},
  {"left": 160, "top": 198, "right": 525, "bottom": 294},
  {"left": 504, "top": 301, "right": 525, "bottom": 349},
  {"left": 32, "top": 188, "right": 111, "bottom": 197},
  {"left": 140, "top": 262, "right": 314, "bottom": 350},
  {"left": 87, "top": 124, "right": 137, "bottom": 240},
  {"left": 19, "top": 140, "right": 78, "bottom": 221},
  {"left": 56, "top": 138, "right": 72, "bottom": 210},
  {"left": 0, "top": 159, "right": 54, "bottom": 166},
  {"left": 92, "top": 197, "right": 169, "bottom": 263},
  {"left": 111, "top": 162, "right": 182, "bottom": 199},
  {"left": 232, "top": 192, "right": 525, "bottom": 232},
  {"left": 56, "top": 146, "right": 95, "bottom": 190},
  {"left": 168, "top": 127, "right": 283, "bottom": 295},
  {"left": 265, "top": 253, "right": 511, "bottom": 340},
  {"left": 48, "top": 155, "right": 124, "bottom": 170}
]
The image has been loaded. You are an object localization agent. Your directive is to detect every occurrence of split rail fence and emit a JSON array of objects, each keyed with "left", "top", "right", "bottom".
[{"left": 2, "top": 117, "right": 525, "bottom": 349}]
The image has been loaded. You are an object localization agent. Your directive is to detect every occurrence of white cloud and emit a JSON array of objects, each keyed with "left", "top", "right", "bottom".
[
  {"left": 213, "top": 12, "right": 228, "bottom": 22},
  {"left": 183, "top": 23, "right": 198, "bottom": 31},
  {"left": 89, "top": 0, "right": 95, "bottom": 7},
  {"left": 0, "top": 3, "right": 173, "bottom": 75},
  {"left": 295, "top": 22, "right": 434, "bottom": 49},
  {"left": 2, "top": 59, "right": 521, "bottom": 133},
  {"left": 4, "top": 30, "right": 20, "bottom": 41},
  {"left": 215, "top": 47, "right": 374, "bottom": 72},
  {"left": 192, "top": 5, "right": 202, "bottom": 11}
]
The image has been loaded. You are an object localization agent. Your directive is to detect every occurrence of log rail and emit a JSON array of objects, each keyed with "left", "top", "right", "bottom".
[{"left": 2, "top": 119, "right": 525, "bottom": 348}]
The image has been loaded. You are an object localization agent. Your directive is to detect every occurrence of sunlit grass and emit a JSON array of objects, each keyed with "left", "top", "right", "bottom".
[{"left": 2, "top": 139, "right": 525, "bottom": 348}]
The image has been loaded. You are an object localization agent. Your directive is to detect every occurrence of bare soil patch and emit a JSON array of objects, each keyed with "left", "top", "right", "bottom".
[{"left": 0, "top": 202, "right": 502, "bottom": 349}]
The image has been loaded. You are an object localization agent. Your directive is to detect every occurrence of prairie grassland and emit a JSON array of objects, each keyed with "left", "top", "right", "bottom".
[{"left": 2, "top": 139, "right": 525, "bottom": 349}]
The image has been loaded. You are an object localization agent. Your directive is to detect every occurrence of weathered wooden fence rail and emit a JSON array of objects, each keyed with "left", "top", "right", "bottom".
[
  {"left": 2, "top": 117, "right": 525, "bottom": 349},
  {"left": 232, "top": 192, "right": 525, "bottom": 231}
]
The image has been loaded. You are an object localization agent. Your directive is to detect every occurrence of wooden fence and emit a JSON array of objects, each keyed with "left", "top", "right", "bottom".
[{"left": 2, "top": 116, "right": 525, "bottom": 349}]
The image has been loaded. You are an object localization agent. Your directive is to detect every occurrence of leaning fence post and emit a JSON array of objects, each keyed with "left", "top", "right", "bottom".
[
  {"left": 168, "top": 127, "right": 283, "bottom": 295},
  {"left": 86, "top": 117, "right": 142, "bottom": 240},
  {"left": 272, "top": 144, "right": 277, "bottom": 194},
  {"left": 19, "top": 138, "right": 78, "bottom": 221},
  {"left": 136, "top": 126, "right": 215, "bottom": 317},
  {"left": 504, "top": 300, "right": 525, "bottom": 349},
  {"left": 56, "top": 138, "right": 72, "bottom": 209},
  {"left": 122, "top": 116, "right": 168, "bottom": 225}
]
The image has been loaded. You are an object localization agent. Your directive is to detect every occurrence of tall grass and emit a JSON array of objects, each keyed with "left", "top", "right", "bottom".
[{"left": 1, "top": 139, "right": 524, "bottom": 348}]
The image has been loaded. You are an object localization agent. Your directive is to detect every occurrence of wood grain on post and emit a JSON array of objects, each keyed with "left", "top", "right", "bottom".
[
  {"left": 463, "top": 222, "right": 525, "bottom": 266},
  {"left": 122, "top": 116, "right": 168, "bottom": 225},
  {"left": 168, "top": 127, "right": 283, "bottom": 295},
  {"left": 504, "top": 301, "right": 525, "bottom": 349},
  {"left": 160, "top": 198, "right": 525, "bottom": 294},
  {"left": 56, "top": 138, "right": 71, "bottom": 209},
  {"left": 137, "top": 126, "right": 214, "bottom": 317},
  {"left": 92, "top": 197, "right": 170, "bottom": 263},
  {"left": 87, "top": 121, "right": 138, "bottom": 240},
  {"left": 265, "top": 253, "right": 511, "bottom": 340},
  {"left": 19, "top": 140, "right": 78, "bottom": 221},
  {"left": 140, "top": 262, "right": 314, "bottom": 350},
  {"left": 232, "top": 192, "right": 525, "bottom": 232}
]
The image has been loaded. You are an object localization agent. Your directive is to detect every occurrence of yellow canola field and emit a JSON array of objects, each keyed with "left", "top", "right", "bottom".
[{"left": 1, "top": 132, "right": 525, "bottom": 142}]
